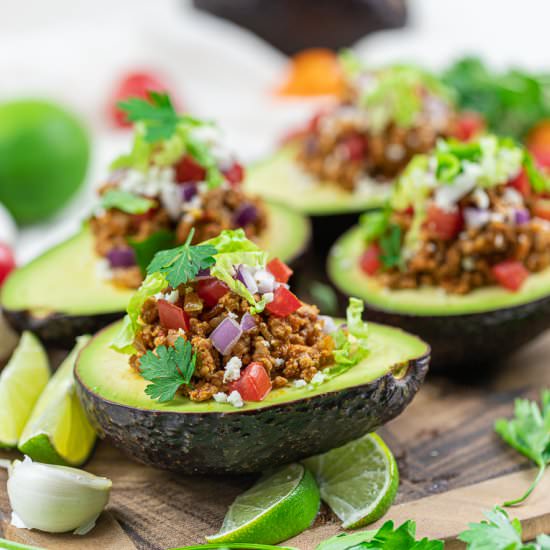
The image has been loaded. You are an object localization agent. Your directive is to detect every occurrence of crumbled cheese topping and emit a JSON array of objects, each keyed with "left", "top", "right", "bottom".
[
  {"left": 213, "top": 392, "right": 228, "bottom": 403},
  {"left": 227, "top": 390, "right": 244, "bottom": 408},
  {"left": 310, "top": 372, "right": 326, "bottom": 386},
  {"left": 223, "top": 356, "right": 242, "bottom": 383},
  {"left": 293, "top": 379, "right": 307, "bottom": 388}
]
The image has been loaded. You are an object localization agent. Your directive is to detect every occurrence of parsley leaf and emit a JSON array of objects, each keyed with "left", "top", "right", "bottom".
[
  {"left": 100, "top": 189, "right": 155, "bottom": 214},
  {"left": 494, "top": 390, "right": 550, "bottom": 506},
  {"left": 146, "top": 228, "right": 217, "bottom": 288},
  {"left": 128, "top": 230, "right": 176, "bottom": 274},
  {"left": 379, "top": 224, "right": 402, "bottom": 268},
  {"left": 139, "top": 336, "right": 196, "bottom": 403}
]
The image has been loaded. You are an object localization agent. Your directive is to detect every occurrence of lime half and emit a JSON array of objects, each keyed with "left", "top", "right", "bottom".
[
  {"left": 0, "top": 332, "right": 50, "bottom": 448},
  {"left": 303, "top": 433, "right": 399, "bottom": 529},
  {"left": 18, "top": 336, "right": 96, "bottom": 466},
  {"left": 206, "top": 463, "right": 320, "bottom": 544}
]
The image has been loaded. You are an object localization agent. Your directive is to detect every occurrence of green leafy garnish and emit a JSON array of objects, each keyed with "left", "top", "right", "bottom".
[
  {"left": 359, "top": 208, "right": 390, "bottom": 244},
  {"left": 139, "top": 336, "right": 196, "bottom": 403},
  {"left": 379, "top": 224, "right": 402, "bottom": 268},
  {"left": 100, "top": 189, "right": 155, "bottom": 215},
  {"left": 147, "top": 228, "right": 217, "bottom": 289},
  {"left": 523, "top": 152, "right": 550, "bottom": 194},
  {"left": 128, "top": 230, "right": 176, "bottom": 274},
  {"left": 494, "top": 390, "right": 550, "bottom": 506}
]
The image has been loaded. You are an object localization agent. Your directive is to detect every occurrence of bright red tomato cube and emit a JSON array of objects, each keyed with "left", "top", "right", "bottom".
[
  {"left": 223, "top": 163, "right": 245, "bottom": 186},
  {"left": 265, "top": 287, "right": 302, "bottom": 317},
  {"left": 491, "top": 261, "right": 529, "bottom": 292},
  {"left": 426, "top": 204, "right": 463, "bottom": 240},
  {"left": 359, "top": 243, "right": 381, "bottom": 276},
  {"left": 0, "top": 243, "right": 16, "bottom": 287},
  {"left": 197, "top": 279, "right": 229, "bottom": 307},
  {"left": 342, "top": 133, "right": 367, "bottom": 161},
  {"left": 508, "top": 169, "right": 531, "bottom": 198},
  {"left": 175, "top": 155, "right": 207, "bottom": 183},
  {"left": 267, "top": 258, "right": 293, "bottom": 284},
  {"left": 158, "top": 300, "right": 190, "bottom": 331},
  {"left": 452, "top": 112, "right": 485, "bottom": 142},
  {"left": 228, "top": 362, "right": 272, "bottom": 402}
]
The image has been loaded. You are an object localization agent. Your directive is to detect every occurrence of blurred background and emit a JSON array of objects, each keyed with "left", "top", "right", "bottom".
[{"left": 2, "top": 0, "right": 550, "bottom": 265}]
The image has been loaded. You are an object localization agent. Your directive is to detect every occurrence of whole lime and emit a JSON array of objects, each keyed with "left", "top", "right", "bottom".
[{"left": 0, "top": 100, "right": 90, "bottom": 224}]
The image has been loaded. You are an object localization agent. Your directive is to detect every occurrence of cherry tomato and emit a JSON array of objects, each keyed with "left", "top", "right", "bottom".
[
  {"left": 452, "top": 112, "right": 485, "bottom": 142},
  {"left": 158, "top": 300, "right": 190, "bottom": 331},
  {"left": 197, "top": 279, "right": 229, "bottom": 307},
  {"left": 228, "top": 362, "right": 272, "bottom": 402},
  {"left": 533, "top": 199, "right": 550, "bottom": 221},
  {"left": 426, "top": 204, "right": 463, "bottom": 240},
  {"left": 359, "top": 243, "right": 381, "bottom": 276},
  {"left": 507, "top": 169, "right": 531, "bottom": 198},
  {"left": 267, "top": 258, "right": 293, "bottom": 284},
  {"left": 491, "top": 261, "right": 529, "bottom": 292},
  {"left": 265, "top": 286, "right": 302, "bottom": 317},
  {"left": 223, "top": 163, "right": 245, "bottom": 186},
  {"left": 0, "top": 242, "right": 15, "bottom": 286},
  {"left": 175, "top": 155, "right": 207, "bottom": 183}
]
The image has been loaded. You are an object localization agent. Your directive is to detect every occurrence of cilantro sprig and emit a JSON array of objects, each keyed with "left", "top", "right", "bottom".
[
  {"left": 495, "top": 390, "right": 550, "bottom": 506},
  {"left": 139, "top": 336, "right": 196, "bottom": 403},
  {"left": 146, "top": 228, "right": 217, "bottom": 288}
]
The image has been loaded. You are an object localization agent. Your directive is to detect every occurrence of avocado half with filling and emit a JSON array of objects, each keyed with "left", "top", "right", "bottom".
[
  {"left": 75, "top": 319, "right": 429, "bottom": 474},
  {"left": 1, "top": 200, "right": 310, "bottom": 348}
]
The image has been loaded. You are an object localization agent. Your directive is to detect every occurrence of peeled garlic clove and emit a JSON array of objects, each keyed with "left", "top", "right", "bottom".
[{"left": 7, "top": 456, "right": 112, "bottom": 534}]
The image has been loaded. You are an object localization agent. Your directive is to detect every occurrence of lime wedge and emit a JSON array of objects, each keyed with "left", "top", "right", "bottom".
[
  {"left": 206, "top": 463, "right": 320, "bottom": 544},
  {"left": 0, "top": 332, "right": 50, "bottom": 448},
  {"left": 303, "top": 433, "right": 399, "bottom": 529},
  {"left": 18, "top": 336, "right": 96, "bottom": 466}
]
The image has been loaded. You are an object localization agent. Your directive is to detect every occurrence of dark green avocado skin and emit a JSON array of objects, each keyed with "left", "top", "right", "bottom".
[{"left": 75, "top": 352, "right": 429, "bottom": 474}]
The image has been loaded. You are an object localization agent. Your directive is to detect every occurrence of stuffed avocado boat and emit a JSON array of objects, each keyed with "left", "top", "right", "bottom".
[
  {"left": 75, "top": 229, "right": 429, "bottom": 474},
  {"left": 329, "top": 134, "right": 550, "bottom": 372},
  {"left": 2, "top": 93, "right": 310, "bottom": 347}
]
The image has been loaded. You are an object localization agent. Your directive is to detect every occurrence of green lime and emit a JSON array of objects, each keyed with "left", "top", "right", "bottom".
[
  {"left": 19, "top": 336, "right": 96, "bottom": 466},
  {"left": 303, "top": 433, "right": 399, "bottom": 529},
  {"left": 206, "top": 463, "right": 320, "bottom": 544},
  {"left": 0, "top": 100, "right": 90, "bottom": 224},
  {"left": 0, "top": 332, "right": 50, "bottom": 447},
  {"left": 0, "top": 538, "right": 45, "bottom": 550}
]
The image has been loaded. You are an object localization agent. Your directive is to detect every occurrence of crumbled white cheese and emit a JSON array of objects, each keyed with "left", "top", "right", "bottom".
[
  {"left": 293, "top": 379, "right": 307, "bottom": 388},
  {"left": 227, "top": 390, "right": 244, "bottom": 408},
  {"left": 223, "top": 356, "right": 242, "bottom": 383},
  {"left": 434, "top": 161, "right": 482, "bottom": 209},
  {"left": 310, "top": 372, "right": 326, "bottom": 386},
  {"left": 96, "top": 259, "right": 113, "bottom": 280},
  {"left": 502, "top": 187, "right": 523, "bottom": 206},
  {"left": 494, "top": 234, "right": 505, "bottom": 248},
  {"left": 462, "top": 257, "right": 475, "bottom": 271},
  {"left": 163, "top": 290, "right": 180, "bottom": 304},
  {"left": 160, "top": 182, "right": 184, "bottom": 220},
  {"left": 274, "top": 358, "right": 284, "bottom": 367},
  {"left": 472, "top": 188, "right": 490, "bottom": 209},
  {"left": 213, "top": 392, "right": 228, "bottom": 403},
  {"left": 385, "top": 143, "right": 405, "bottom": 162}
]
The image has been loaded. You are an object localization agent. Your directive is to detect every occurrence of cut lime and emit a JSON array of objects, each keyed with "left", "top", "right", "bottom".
[
  {"left": 303, "top": 433, "right": 399, "bottom": 529},
  {"left": 0, "top": 539, "right": 45, "bottom": 550},
  {"left": 18, "top": 336, "right": 96, "bottom": 466},
  {"left": 0, "top": 332, "right": 50, "bottom": 448},
  {"left": 206, "top": 463, "right": 320, "bottom": 544}
]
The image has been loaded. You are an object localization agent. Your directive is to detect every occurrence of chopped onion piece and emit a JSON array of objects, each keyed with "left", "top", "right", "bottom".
[
  {"left": 240, "top": 312, "right": 257, "bottom": 331},
  {"left": 195, "top": 268, "right": 211, "bottom": 280},
  {"left": 515, "top": 209, "right": 531, "bottom": 225},
  {"left": 464, "top": 207, "right": 490, "bottom": 230},
  {"left": 210, "top": 317, "right": 242, "bottom": 355},
  {"left": 106, "top": 247, "right": 136, "bottom": 268},
  {"left": 255, "top": 269, "right": 276, "bottom": 294},
  {"left": 234, "top": 204, "right": 258, "bottom": 227},
  {"left": 236, "top": 265, "right": 258, "bottom": 294},
  {"left": 319, "top": 315, "right": 337, "bottom": 334}
]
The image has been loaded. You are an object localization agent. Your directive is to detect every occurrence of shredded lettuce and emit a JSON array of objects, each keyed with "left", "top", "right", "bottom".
[{"left": 359, "top": 208, "right": 390, "bottom": 244}]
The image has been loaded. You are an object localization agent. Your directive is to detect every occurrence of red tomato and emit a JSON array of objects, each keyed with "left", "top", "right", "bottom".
[
  {"left": 223, "top": 163, "right": 245, "bottom": 186},
  {"left": 491, "top": 261, "right": 529, "bottom": 292},
  {"left": 533, "top": 199, "right": 550, "bottom": 221},
  {"left": 175, "top": 155, "right": 207, "bottom": 183},
  {"left": 452, "top": 112, "right": 485, "bottom": 142},
  {"left": 228, "top": 362, "right": 272, "bottom": 402},
  {"left": 265, "top": 286, "right": 302, "bottom": 317},
  {"left": 158, "top": 300, "right": 190, "bottom": 331},
  {"left": 342, "top": 133, "right": 367, "bottom": 161},
  {"left": 267, "top": 258, "right": 293, "bottom": 284},
  {"left": 359, "top": 243, "right": 381, "bottom": 276},
  {"left": 109, "top": 71, "right": 170, "bottom": 128},
  {"left": 0, "top": 243, "right": 16, "bottom": 287},
  {"left": 426, "top": 204, "right": 463, "bottom": 240},
  {"left": 530, "top": 146, "right": 550, "bottom": 170},
  {"left": 507, "top": 169, "right": 531, "bottom": 198},
  {"left": 197, "top": 279, "right": 229, "bottom": 307}
]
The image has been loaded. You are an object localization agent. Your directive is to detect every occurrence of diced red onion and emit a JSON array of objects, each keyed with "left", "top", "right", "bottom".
[
  {"left": 195, "top": 268, "right": 211, "bottom": 280},
  {"left": 181, "top": 183, "right": 198, "bottom": 202},
  {"left": 210, "top": 317, "right": 242, "bottom": 355},
  {"left": 515, "top": 209, "right": 531, "bottom": 225},
  {"left": 236, "top": 265, "right": 258, "bottom": 294},
  {"left": 240, "top": 312, "right": 257, "bottom": 331},
  {"left": 255, "top": 269, "right": 276, "bottom": 294},
  {"left": 234, "top": 204, "right": 258, "bottom": 227},
  {"left": 464, "top": 207, "right": 490, "bottom": 230},
  {"left": 319, "top": 315, "right": 337, "bottom": 334},
  {"left": 107, "top": 247, "right": 136, "bottom": 268}
]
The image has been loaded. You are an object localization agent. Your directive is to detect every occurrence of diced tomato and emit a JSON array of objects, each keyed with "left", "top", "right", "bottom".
[
  {"left": 342, "top": 133, "right": 367, "bottom": 161},
  {"left": 109, "top": 71, "right": 171, "bottom": 128},
  {"left": 533, "top": 198, "right": 550, "bottom": 221},
  {"left": 265, "top": 286, "right": 302, "bottom": 317},
  {"left": 530, "top": 146, "right": 550, "bottom": 170},
  {"left": 426, "top": 204, "right": 463, "bottom": 240},
  {"left": 223, "top": 163, "right": 245, "bottom": 186},
  {"left": 175, "top": 155, "right": 207, "bottom": 183},
  {"left": 228, "top": 362, "right": 272, "bottom": 402},
  {"left": 267, "top": 258, "right": 293, "bottom": 284},
  {"left": 491, "top": 261, "right": 529, "bottom": 292},
  {"left": 359, "top": 243, "right": 381, "bottom": 276},
  {"left": 452, "top": 112, "right": 485, "bottom": 142},
  {"left": 158, "top": 300, "right": 190, "bottom": 331},
  {"left": 507, "top": 169, "right": 531, "bottom": 198},
  {"left": 0, "top": 243, "right": 16, "bottom": 287},
  {"left": 197, "top": 279, "right": 229, "bottom": 307}
]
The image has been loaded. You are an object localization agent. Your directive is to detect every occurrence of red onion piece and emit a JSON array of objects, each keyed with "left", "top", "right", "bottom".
[
  {"left": 107, "top": 247, "right": 136, "bottom": 268},
  {"left": 181, "top": 183, "right": 198, "bottom": 202},
  {"left": 515, "top": 209, "right": 531, "bottom": 225},
  {"left": 210, "top": 317, "right": 242, "bottom": 355},
  {"left": 234, "top": 204, "right": 258, "bottom": 227},
  {"left": 195, "top": 268, "right": 211, "bottom": 280},
  {"left": 464, "top": 207, "right": 490, "bottom": 230},
  {"left": 240, "top": 312, "right": 257, "bottom": 331},
  {"left": 236, "top": 265, "right": 258, "bottom": 294}
]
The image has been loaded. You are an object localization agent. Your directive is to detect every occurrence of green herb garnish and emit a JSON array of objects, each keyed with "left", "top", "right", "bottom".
[
  {"left": 495, "top": 390, "right": 550, "bottom": 506},
  {"left": 360, "top": 207, "right": 390, "bottom": 243},
  {"left": 146, "top": 228, "right": 217, "bottom": 288},
  {"left": 379, "top": 223, "right": 402, "bottom": 268},
  {"left": 128, "top": 230, "right": 176, "bottom": 274},
  {"left": 100, "top": 189, "right": 155, "bottom": 215},
  {"left": 139, "top": 336, "right": 196, "bottom": 403}
]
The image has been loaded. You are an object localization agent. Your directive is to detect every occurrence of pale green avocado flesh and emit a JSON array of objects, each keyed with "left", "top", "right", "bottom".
[
  {"left": 245, "top": 143, "right": 391, "bottom": 215},
  {"left": 329, "top": 225, "right": 550, "bottom": 316},
  {"left": 76, "top": 320, "right": 428, "bottom": 413},
  {"left": 1, "top": 200, "right": 310, "bottom": 318}
]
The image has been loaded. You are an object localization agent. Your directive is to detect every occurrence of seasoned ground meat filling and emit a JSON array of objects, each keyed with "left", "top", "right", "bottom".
[{"left": 130, "top": 287, "right": 334, "bottom": 402}]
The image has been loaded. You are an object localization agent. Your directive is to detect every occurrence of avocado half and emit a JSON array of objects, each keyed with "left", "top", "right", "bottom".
[
  {"left": 75, "top": 320, "right": 429, "bottom": 474},
  {"left": 328, "top": 226, "right": 550, "bottom": 373},
  {"left": 1, "top": 200, "right": 310, "bottom": 348},
  {"left": 246, "top": 143, "right": 392, "bottom": 254}
]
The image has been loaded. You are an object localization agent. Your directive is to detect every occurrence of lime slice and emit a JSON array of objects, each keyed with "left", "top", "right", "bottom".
[
  {"left": 206, "top": 463, "right": 320, "bottom": 544},
  {"left": 18, "top": 336, "right": 95, "bottom": 466},
  {"left": 0, "top": 332, "right": 50, "bottom": 448},
  {"left": 303, "top": 433, "right": 399, "bottom": 529}
]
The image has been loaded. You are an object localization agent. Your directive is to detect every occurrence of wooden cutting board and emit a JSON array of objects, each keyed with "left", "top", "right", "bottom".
[{"left": 2, "top": 332, "right": 550, "bottom": 549}]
